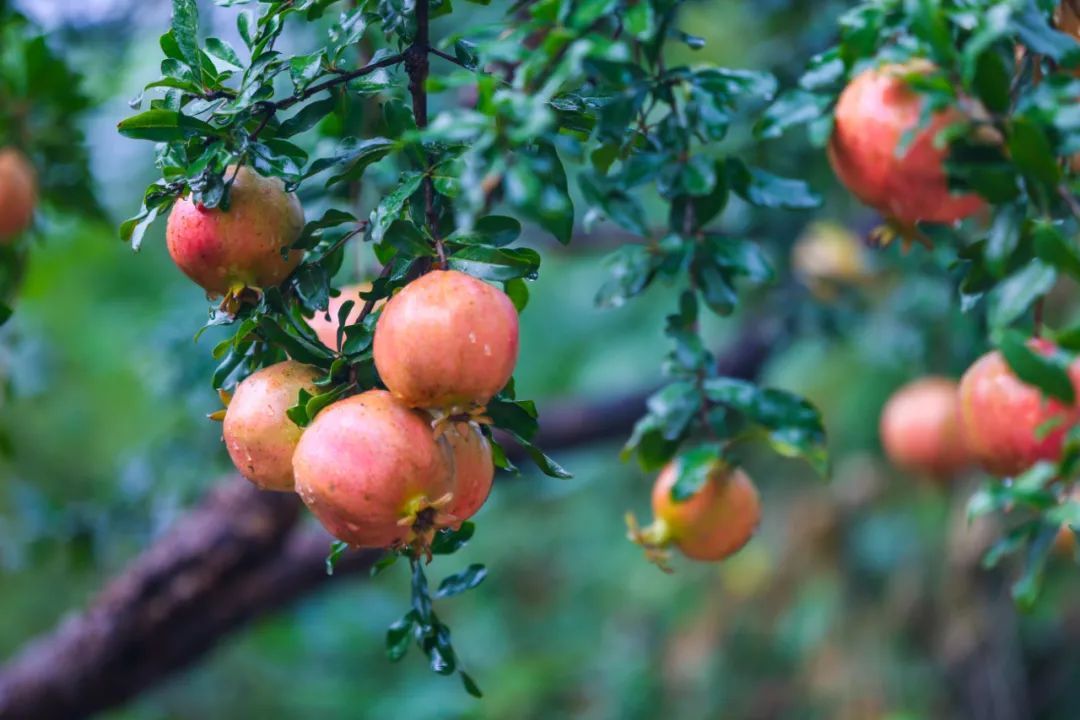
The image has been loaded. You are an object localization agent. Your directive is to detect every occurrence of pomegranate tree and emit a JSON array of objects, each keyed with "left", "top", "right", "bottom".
[
  {"left": 222, "top": 360, "right": 321, "bottom": 492},
  {"left": 165, "top": 166, "right": 304, "bottom": 298},
  {"left": 374, "top": 270, "right": 519, "bottom": 411},
  {"left": 879, "top": 377, "right": 970, "bottom": 479},
  {"left": 293, "top": 390, "right": 455, "bottom": 549},
  {"left": 959, "top": 341, "right": 1080, "bottom": 477},
  {"left": 828, "top": 62, "right": 985, "bottom": 226},
  {"left": 629, "top": 461, "right": 761, "bottom": 566},
  {"left": 0, "top": 148, "right": 36, "bottom": 242}
]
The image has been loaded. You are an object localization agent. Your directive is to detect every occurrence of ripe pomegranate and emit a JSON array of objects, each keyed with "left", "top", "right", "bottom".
[
  {"left": 306, "top": 283, "right": 375, "bottom": 350},
  {"left": 223, "top": 360, "right": 320, "bottom": 492},
  {"left": 0, "top": 148, "right": 37, "bottom": 242},
  {"left": 879, "top": 377, "right": 970, "bottom": 479},
  {"left": 166, "top": 166, "right": 304, "bottom": 297},
  {"left": 293, "top": 389, "right": 454, "bottom": 548},
  {"left": 629, "top": 461, "right": 761, "bottom": 565},
  {"left": 373, "top": 270, "right": 519, "bottom": 411},
  {"left": 959, "top": 340, "right": 1080, "bottom": 476},
  {"left": 441, "top": 421, "right": 495, "bottom": 525},
  {"left": 828, "top": 61, "right": 985, "bottom": 226}
]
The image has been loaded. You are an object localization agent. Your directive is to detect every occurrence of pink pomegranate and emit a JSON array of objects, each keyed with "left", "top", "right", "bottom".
[
  {"left": 959, "top": 340, "right": 1080, "bottom": 476},
  {"left": 0, "top": 148, "right": 36, "bottom": 242},
  {"left": 223, "top": 360, "right": 321, "bottom": 491},
  {"left": 879, "top": 377, "right": 970, "bottom": 479},
  {"left": 293, "top": 390, "right": 454, "bottom": 548},
  {"left": 829, "top": 62, "right": 985, "bottom": 226},
  {"left": 630, "top": 461, "right": 761, "bottom": 564},
  {"left": 441, "top": 421, "right": 495, "bottom": 525},
  {"left": 165, "top": 166, "right": 304, "bottom": 297},
  {"left": 373, "top": 270, "right": 519, "bottom": 411}
]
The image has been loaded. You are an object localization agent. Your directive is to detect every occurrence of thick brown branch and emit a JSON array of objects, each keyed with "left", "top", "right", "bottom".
[{"left": 0, "top": 321, "right": 776, "bottom": 719}]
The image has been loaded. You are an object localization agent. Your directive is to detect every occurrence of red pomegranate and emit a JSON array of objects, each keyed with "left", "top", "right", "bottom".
[
  {"left": 373, "top": 270, "right": 519, "bottom": 411},
  {"left": 879, "top": 377, "right": 970, "bottom": 479},
  {"left": 0, "top": 148, "right": 36, "bottom": 242},
  {"left": 959, "top": 340, "right": 1080, "bottom": 476},
  {"left": 828, "top": 62, "right": 985, "bottom": 226},
  {"left": 630, "top": 460, "right": 761, "bottom": 563},
  {"left": 441, "top": 421, "right": 495, "bottom": 525},
  {"left": 306, "top": 283, "right": 376, "bottom": 350},
  {"left": 165, "top": 166, "right": 304, "bottom": 297},
  {"left": 293, "top": 390, "right": 454, "bottom": 548},
  {"left": 223, "top": 361, "right": 321, "bottom": 492}
]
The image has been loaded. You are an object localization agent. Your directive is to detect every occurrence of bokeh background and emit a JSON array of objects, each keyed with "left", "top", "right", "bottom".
[{"left": 3, "top": 1, "right": 1080, "bottom": 718}]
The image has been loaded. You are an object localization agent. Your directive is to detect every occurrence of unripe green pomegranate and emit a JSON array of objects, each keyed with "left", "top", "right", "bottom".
[
  {"left": 0, "top": 148, "right": 36, "bottom": 242},
  {"left": 293, "top": 390, "right": 455, "bottom": 548},
  {"left": 223, "top": 360, "right": 320, "bottom": 491},
  {"left": 165, "top": 166, "right": 304, "bottom": 297},
  {"left": 373, "top": 270, "right": 519, "bottom": 412},
  {"left": 879, "top": 377, "right": 970, "bottom": 479},
  {"left": 828, "top": 62, "right": 985, "bottom": 226},
  {"left": 959, "top": 340, "right": 1080, "bottom": 476}
]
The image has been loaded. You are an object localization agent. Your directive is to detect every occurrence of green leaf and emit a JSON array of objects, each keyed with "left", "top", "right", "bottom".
[
  {"left": 205, "top": 37, "right": 242, "bottom": 68},
  {"left": 434, "top": 564, "right": 488, "bottom": 598},
  {"left": 506, "top": 143, "right": 574, "bottom": 244},
  {"left": 386, "top": 611, "right": 416, "bottom": 661},
  {"left": 170, "top": 0, "right": 201, "bottom": 80},
  {"left": 447, "top": 216, "right": 522, "bottom": 247},
  {"left": 278, "top": 97, "right": 336, "bottom": 137},
  {"left": 431, "top": 522, "right": 475, "bottom": 555},
  {"left": 325, "top": 541, "right": 348, "bottom": 575},
  {"left": 290, "top": 51, "right": 325, "bottom": 93},
  {"left": 370, "top": 172, "right": 424, "bottom": 244},
  {"left": 446, "top": 246, "right": 541, "bottom": 282},
  {"left": 704, "top": 378, "right": 828, "bottom": 476},
  {"left": 670, "top": 445, "right": 723, "bottom": 502},
  {"left": 987, "top": 260, "right": 1056, "bottom": 329},
  {"left": 1007, "top": 118, "right": 1061, "bottom": 189},
  {"left": 117, "top": 109, "right": 220, "bottom": 141},
  {"left": 504, "top": 278, "right": 529, "bottom": 312},
  {"left": 1033, "top": 222, "right": 1080, "bottom": 282},
  {"left": 728, "top": 161, "right": 821, "bottom": 209},
  {"left": 595, "top": 245, "right": 658, "bottom": 309},
  {"left": 999, "top": 331, "right": 1076, "bottom": 404}
]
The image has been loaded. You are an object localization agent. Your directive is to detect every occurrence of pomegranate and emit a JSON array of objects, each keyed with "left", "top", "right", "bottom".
[
  {"left": 0, "top": 148, "right": 36, "bottom": 242},
  {"left": 441, "top": 421, "right": 495, "bottom": 525},
  {"left": 306, "top": 283, "right": 375, "bottom": 350},
  {"left": 223, "top": 360, "right": 321, "bottom": 492},
  {"left": 959, "top": 340, "right": 1080, "bottom": 476},
  {"left": 879, "top": 377, "right": 970, "bottom": 479},
  {"left": 791, "top": 221, "right": 872, "bottom": 299},
  {"left": 293, "top": 389, "right": 454, "bottom": 548},
  {"left": 165, "top": 166, "right": 304, "bottom": 297},
  {"left": 373, "top": 270, "right": 519, "bottom": 411},
  {"left": 629, "top": 460, "right": 761, "bottom": 565},
  {"left": 828, "top": 62, "right": 985, "bottom": 226}
]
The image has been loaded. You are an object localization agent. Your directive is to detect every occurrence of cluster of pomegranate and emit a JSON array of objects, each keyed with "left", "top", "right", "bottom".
[
  {"left": 880, "top": 340, "right": 1080, "bottom": 480},
  {"left": 828, "top": 61, "right": 985, "bottom": 228},
  {"left": 628, "top": 460, "right": 761, "bottom": 569},
  {"left": 166, "top": 166, "right": 520, "bottom": 551},
  {"left": 0, "top": 147, "right": 37, "bottom": 242}
]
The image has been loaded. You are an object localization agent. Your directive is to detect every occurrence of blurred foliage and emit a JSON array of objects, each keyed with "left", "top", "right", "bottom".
[{"left": 2, "top": 0, "right": 1080, "bottom": 718}]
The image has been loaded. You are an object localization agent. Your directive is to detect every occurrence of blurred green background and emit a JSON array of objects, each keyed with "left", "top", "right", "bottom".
[{"left": 4, "top": 1, "right": 1080, "bottom": 718}]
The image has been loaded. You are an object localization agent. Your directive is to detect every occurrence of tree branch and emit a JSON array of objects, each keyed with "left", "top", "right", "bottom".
[{"left": 0, "top": 320, "right": 777, "bottom": 719}]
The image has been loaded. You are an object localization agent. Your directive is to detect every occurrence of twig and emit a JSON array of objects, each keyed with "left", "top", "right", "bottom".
[
  {"left": 406, "top": 0, "right": 447, "bottom": 267},
  {"left": 428, "top": 45, "right": 472, "bottom": 71},
  {"left": 250, "top": 53, "right": 406, "bottom": 138}
]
